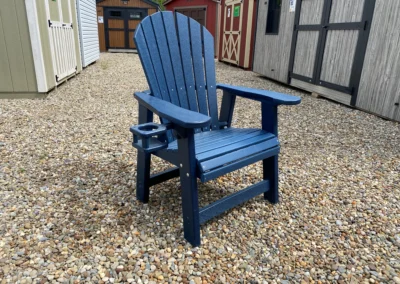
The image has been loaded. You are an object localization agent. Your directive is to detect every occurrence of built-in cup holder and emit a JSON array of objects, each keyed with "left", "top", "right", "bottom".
[
  {"left": 138, "top": 125, "right": 159, "bottom": 132},
  {"left": 130, "top": 122, "right": 168, "bottom": 153}
]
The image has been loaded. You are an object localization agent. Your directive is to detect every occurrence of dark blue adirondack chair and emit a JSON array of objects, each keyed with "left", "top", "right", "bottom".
[{"left": 130, "top": 11, "right": 301, "bottom": 246}]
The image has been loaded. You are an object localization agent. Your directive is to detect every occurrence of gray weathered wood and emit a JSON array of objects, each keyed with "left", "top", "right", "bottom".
[
  {"left": 299, "top": 0, "right": 324, "bottom": 25},
  {"left": 329, "top": 0, "right": 365, "bottom": 23},
  {"left": 291, "top": 78, "right": 351, "bottom": 105},
  {"left": 357, "top": 0, "right": 400, "bottom": 121},
  {"left": 320, "top": 30, "right": 359, "bottom": 87},
  {"left": 293, "top": 31, "right": 319, "bottom": 78},
  {"left": 252, "top": 0, "right": 295, "bottom": 83}
]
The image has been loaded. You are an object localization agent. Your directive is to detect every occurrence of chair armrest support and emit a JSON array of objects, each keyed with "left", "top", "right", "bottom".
[
  {"left": 217, "top": 83, "right": 301, "bottom": 106},
  {"left": 134, "top": 92, "right": 211, "bottom": 129}
]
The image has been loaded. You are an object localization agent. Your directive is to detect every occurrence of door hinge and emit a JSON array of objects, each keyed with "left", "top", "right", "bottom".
[
  {"left": 48, "top": 20, "right": 52, "bottom": 27},
  {"left": 55, "top": 75, "right": 59, "bottom": 82}
]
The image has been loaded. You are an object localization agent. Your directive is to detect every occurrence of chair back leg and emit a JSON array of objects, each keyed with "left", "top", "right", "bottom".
[
  {"left": 136, "top": 152, "right": 151, "bottom": 203},
  {"left": 263, "top": 155, "right": 279, "bottom": 203},
  {"left": 177, "top": 130, "right": 201, "bottom": 247}
]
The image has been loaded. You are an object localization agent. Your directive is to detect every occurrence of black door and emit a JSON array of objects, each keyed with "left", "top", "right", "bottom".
[
  {"left": 288, "top": 0, "right": 375, "bottom": 105},
  {"left": 104, "top": 8, "right": 147, "bottom": 50}
]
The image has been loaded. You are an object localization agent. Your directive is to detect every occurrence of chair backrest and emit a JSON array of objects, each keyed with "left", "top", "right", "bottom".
[{"left": 134, "top": 11, "right": 219, "bottom": 132}]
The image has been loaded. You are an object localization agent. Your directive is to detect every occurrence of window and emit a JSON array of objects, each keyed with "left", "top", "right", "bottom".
[
  {"left": 130, "top": 12, "right": 142, "bottom": 19},
  {"left": 110, "top": 11, "right": 122, "bottom": 17},
  {"left": 266, "top": 0, "right": 282, "bottom": 34}
]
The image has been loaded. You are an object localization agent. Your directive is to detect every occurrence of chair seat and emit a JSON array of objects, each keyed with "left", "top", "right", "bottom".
[{"left": 164, "top": 128, "right": 280, "bottom": 182}]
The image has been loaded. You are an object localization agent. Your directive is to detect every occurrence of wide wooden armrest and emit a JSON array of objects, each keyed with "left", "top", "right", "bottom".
[
  {"left": 216, "top": 83, "right": 301, "bottom": 106},
  {"left": 134, "top": 92, "right": 211, "bottom": 129}
]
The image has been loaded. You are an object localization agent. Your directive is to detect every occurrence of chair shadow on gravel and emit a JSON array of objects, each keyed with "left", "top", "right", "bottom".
[{"left": 39, "top": 157, "right": 245, "bottom": 243}]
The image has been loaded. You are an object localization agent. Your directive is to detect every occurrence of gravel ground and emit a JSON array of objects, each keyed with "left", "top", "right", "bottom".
[{"left": 0, "top": 53, "right": 399, "bottom": 284}]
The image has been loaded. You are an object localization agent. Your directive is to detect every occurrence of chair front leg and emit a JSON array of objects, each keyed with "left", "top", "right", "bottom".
[
  {"left": 177, "top": 128, "right": 201, "bottom": 247},
  {"left": 136, "top": 152, "right": 151, "bottom": 203},
  {"left": 261, "top": 103, "right": 279, "bottom": 203},
  {"left": 136, "top": 104, "right": 153, "bottom": 203}
]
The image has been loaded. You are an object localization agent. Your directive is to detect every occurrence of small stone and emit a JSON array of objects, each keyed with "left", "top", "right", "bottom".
[
  {"left": 393, "top": 277, "right": 400, "bottom": 284},
  {"left": 336, "top": 220, "right": 342, "bottom": 226},
  {"left": 115, "top": 265, "right": 124, "bottom": 273},
  {"left": 157, "top": 275, "right": 164, "bottom": 280}
]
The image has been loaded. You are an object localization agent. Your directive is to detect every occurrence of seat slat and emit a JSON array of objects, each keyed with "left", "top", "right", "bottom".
[
  {"left": 201, "top": 146, "right": 280, "bottom": 182},
  {"left": 194, "top": 129, "right": 262, "bottom": 151},
  {"left": 196, "top": 133, "right": 276, "bottom": 162},
  {"left": 200, "top": 138, "right": 279, "bottom": 172},
  {"left": 203, "top": 26, "right": 218, "bottom": 130},
  {"left": 189, "top": 19, "right": 209, "bottom": 131},
  {"left": 166, "top": 128, "right": 260, "bottom": 151},
  {"left": 151, "top": 13, "right": 180, "bottom": 106}
]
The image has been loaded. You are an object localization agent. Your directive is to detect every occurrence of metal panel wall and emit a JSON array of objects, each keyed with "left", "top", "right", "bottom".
[
  {"left": 356, "top": 0, "right": 400, "bottom": 121},
  {"left": 77, "top": 0, "right": 100, "bottom": 67}
]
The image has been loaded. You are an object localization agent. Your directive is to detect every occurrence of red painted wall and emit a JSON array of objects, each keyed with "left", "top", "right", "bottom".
[{"left": 165, "top": 0, "right": 218, "bottom": 40}]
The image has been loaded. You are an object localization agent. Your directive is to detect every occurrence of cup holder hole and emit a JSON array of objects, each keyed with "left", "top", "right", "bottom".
[{"left": 138, "top": 125, "right": 159, "bottom": 131}]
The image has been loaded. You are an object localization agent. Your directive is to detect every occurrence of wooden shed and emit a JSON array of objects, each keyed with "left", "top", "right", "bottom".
[
  {"left": 253, "top": 0, "right": 400, "bottom": 122},
  {"left": 0, "top": 0, "right": 82, "bottom": 99},
  {"left": 218, "top": 0, "right": 257, "bottom": 69},
  {"left": 164, "top": 0, "right": 221, "bottom": 56},
  {"left": 96, "top": 0, "right": 159, "bottom": 52}
]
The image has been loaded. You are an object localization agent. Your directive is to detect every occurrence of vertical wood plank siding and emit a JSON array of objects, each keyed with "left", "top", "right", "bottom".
[
  {"left": 320, "top": 30, "right": 359, "bottom": 87},
  {"left": 299, "top": 0, "right": 324, "bottom": 25},
  {"left": 329, "top": 0, "right": 365, "bottom": 23},
  {"left": 0, "top": 0, "right": 37, "bottom": 93},
  {"left": 293, "top": 31, "right": 319, "bottom": 78},
  {"left": 253, "top": 0, "right": 295, "bottom": 83},
  {"left": 356, "top": 0, "right": 400, "bottom": 121}
]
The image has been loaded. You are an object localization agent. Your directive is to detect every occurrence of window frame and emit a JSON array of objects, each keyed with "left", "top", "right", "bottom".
[{"left": 265, "top": 0, "right": 282, "bottom": 35}]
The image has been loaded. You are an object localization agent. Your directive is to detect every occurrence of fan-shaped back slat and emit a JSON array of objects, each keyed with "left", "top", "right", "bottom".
[
  {"left": 175, "top": 13, "right": 200, "bottom": 114},
  {"left": 203, "top": 26, "right": 219, "bottom": 130},
  {"left": 139, "top": 18, "right": 171, "bottom": 103},
  {"left": 188, "top": 16, "right": 209, "bottom": 131},
  {"left": 150, "top": 13, "right": 180, "bottom": 106},
  {"left": 163, "top": 12, "right": 189, "bottom": 110},
  {"left": 134, "top": 12, "right": 219, "bottom": 135}
]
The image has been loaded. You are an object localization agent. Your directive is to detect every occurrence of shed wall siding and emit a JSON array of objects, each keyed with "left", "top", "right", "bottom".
[
  {"left": 165, "top": 0, "right": 218, "bottom": 41},
  {"left": 253, "top": 0, "right": 295, "bottom": 83},
  {"left": 77, "top": 0, "right": 100, "bottom": 67},
  {"left": 356, "top": 0, "right": 400, "bottom": 121},
  {"left": 0, "top": 0, "right": 37, "bottom": 93}
]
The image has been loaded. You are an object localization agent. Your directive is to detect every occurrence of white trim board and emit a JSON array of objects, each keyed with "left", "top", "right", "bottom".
[{"left": 25, "top": 0, "right": 48, "bottom": 92}]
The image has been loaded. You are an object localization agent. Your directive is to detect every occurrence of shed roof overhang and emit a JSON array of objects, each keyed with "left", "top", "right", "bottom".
[
  {"left": 96, "top": 0, "right": 160, "bottom": 8},
  {"left": 164, "top": 0, "right": 221, "bottom": 6}
]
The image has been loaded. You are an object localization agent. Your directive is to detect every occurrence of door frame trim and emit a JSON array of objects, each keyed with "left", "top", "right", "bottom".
[
  {"left": 104, "top": 7, "right": 148, "bottom": 50},
  {"left": 288, "top": 0, "right": 376, "bottom": 106},
  {"left": 174, "top": 6, "right": 207, "bottom": 28}
]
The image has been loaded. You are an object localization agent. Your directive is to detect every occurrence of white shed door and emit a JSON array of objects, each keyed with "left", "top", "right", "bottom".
[{"left": 77, "top": 0, "right": 100, "bottom": 67}]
